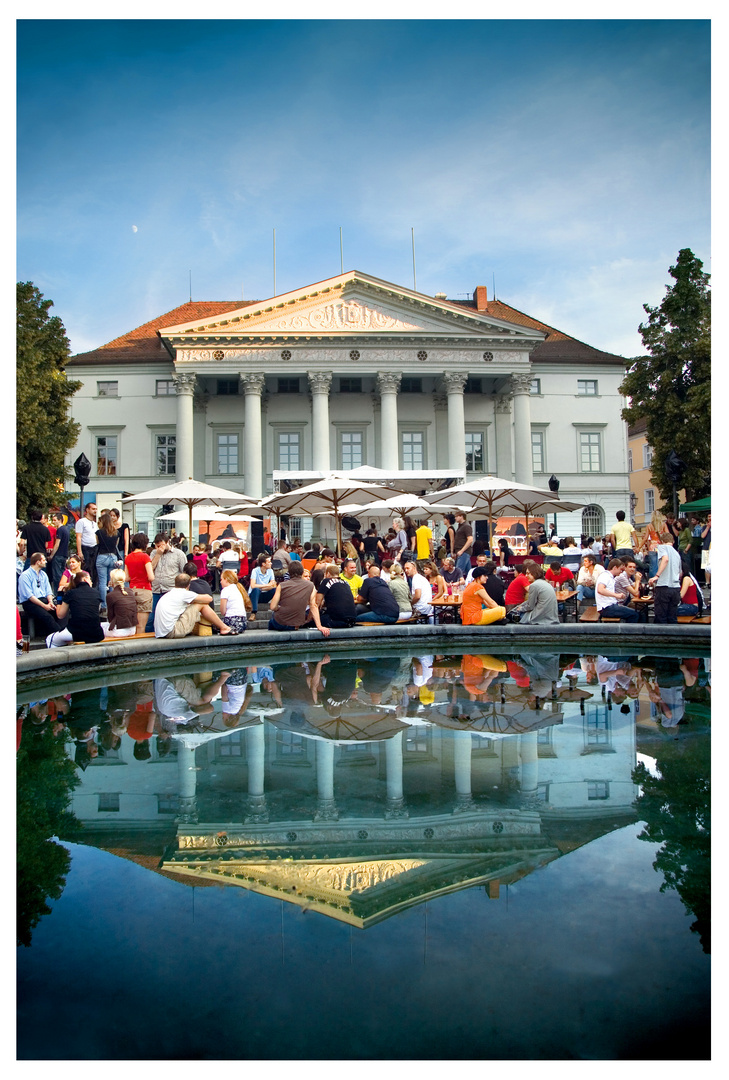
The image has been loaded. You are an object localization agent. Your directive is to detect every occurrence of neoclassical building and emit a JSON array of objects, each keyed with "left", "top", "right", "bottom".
[{"left": 66, "top": 270, "right": 630, "bottom": 540}]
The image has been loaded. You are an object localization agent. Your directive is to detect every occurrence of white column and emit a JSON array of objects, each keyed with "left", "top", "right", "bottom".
[
  {"left": 308, "top": 371, "right": 333, "bottom": 472},
  {"left": 511, "top": 373, "right": 534, "bottom": 486},
  {"left": 443, "top": 371, "right": 468, "bottom": 475},
  {"left": 245, "top": 722, "right": 268, "bottom": 823},
  {"left": 314, "top": 740, "right": 338, "bottom": 820},
  {"left": 385, "top": 730, "right": 408, "bottom": 817},
  {"left": 241, "top": 372, "right": 265, "bottom": 498},
  {"left": 494, "top": 394, "right": 513, "bottom": 480},
  {"left": 519, "top": 731, "right": 539, "bottom": 797},
  {"left": 453, "top": 729, "right": 472, "bottom": 797},
  {"left": 376, "top": 372, "right": 401, "bottom": 470},
  {"left": 176, "top": 742, "right": 198, "bottom": 823},
  {"left": 173, "top": 373, "right": 197, "bottom": 481}
]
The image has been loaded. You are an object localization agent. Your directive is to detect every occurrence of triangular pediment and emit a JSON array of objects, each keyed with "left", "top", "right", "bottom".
[{"left": 158, "top": 271, "right": 544, "bottom": 342}]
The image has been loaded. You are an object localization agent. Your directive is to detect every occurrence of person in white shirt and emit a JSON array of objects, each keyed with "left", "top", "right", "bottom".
[
  {"left": 595, "top": 560, "right": 639, "bottom": 622},
  {"left": 404, "top": 561, "right": 433, "bottom": 619},
  {"left": 649, "top": 530, "right": 683, "bottom": 624},
  {"left": 465, "top": 553, "right": 489, "bottom": 584},
  {"left": 154, "top": 573, "right": 238, "bottom": 638}
]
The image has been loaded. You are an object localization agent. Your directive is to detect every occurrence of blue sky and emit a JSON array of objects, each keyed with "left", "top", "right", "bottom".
[{"left": 16, "top": 17, "right": 710, "bottom": 357}]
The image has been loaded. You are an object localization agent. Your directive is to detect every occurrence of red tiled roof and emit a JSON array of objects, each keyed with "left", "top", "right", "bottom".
[{"left": 69, "top": 301, "right": 254, "bottom": 366}]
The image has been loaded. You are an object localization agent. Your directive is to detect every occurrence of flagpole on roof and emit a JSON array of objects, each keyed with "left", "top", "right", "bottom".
[
  {"left": 340, "top": 227, "right": 344, "bottom": 274},
  {"left": 273, "top": 229, "right": 276, "bottom": 296},
  {"left": 411, "top": 228, "right": 417, "bottom": 292}
]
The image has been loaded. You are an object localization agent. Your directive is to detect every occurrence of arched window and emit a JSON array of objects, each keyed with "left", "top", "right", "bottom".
[{"left": 582, "top": 504, "right": 605, "bottom": 539}]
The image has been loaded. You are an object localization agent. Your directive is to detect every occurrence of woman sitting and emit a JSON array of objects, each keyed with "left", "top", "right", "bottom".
[
  {"left": 57, "top": 553, "right": 84, "bottom": 595},
  {"left": 103, "top": 569, "right": 138, "bottom": 638},
  {"left": 677, "top": 570, "right": 702, "bottom": 618},
  {"left": 496, "top": 538, "right": 514, "bottom": 567},
  {"left": 387, "top": 562, "right": 413, "bottom": 621},
  {"left": 421, "top": 561, "right": 446, "bottom": 601},
  {"left": 46, "top": 571, "right": 104, "bottom": 647},
  {"left": 460, "top": 566, "right": 507, "bottom": 626},
  {"left": 219, "top": 569, "right": 251, "bottom": 632}
]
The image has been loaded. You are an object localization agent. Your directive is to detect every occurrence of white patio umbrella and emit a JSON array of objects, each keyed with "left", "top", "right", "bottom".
[
  {"left": 424, "top": 476, "right": 584, "bottom": 551},
  {"left": 121, "top": 479, "right": 259, "bottom": 545},
  {"left": 258, "top": 474, "right": 411, "bottom": 555}
]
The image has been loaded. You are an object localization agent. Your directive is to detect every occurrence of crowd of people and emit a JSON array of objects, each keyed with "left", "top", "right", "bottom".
[{"left": 16, "top": 503, "right": 710, "bottom": 649}]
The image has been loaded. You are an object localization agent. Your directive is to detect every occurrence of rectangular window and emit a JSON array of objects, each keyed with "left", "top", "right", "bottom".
[
  {"left": 464, "top": 377, "right": 483, "bottom": 394},
  {"left": 400, "top": 377, "right": 423, "bottom": 393},
  {"left": 405, "top": 731, "right": 430, "bottom": 753},
  {"left": 578, "top": 379, "right": 598, "bottom": 395},
  {"left": 339, "top": 377, "right": 362, "bottom": 393},
  {"left": 157, "top": 794, "right": 180, "bottom": 814},
  {"left": 156, "top": 434, "right": 176, "bottom": 475},
  {"left": 341, "top": 431, "right": 363, "bottom": 471},
  {"left": 98, "top": 793, "right": 120, "bottom": 811},
  {"left": 401, "top": 431, "right": 424, "bottom": 470},
  {"left": 97, "top": 380, "right": 118, "bottom": 397},
  {"left": 156, "top": 379, "right": 175, "bottom": 396},
  {"left": 278, "top": 432, "right": 300, "bottom": 470},
  {"left": 579, "top": 432, "right": 602, "bottom": 472},
  {"left": 587, "top": 781, "right": 610, "bottom": 801},
  {"left": 628, "top": 449, "right": 633, "bottom": 472},
  {"left": 217, "top": 433, "right": 239, "bottom": 474},
  {"left": 531, "top": 430, "right": 545, "bottom": 474},
  {"left": 530, "top": 378, "right": 541, "bottom": 395},
  {"left": 277, "top": 377, "right": 300, "bottom": 394},
  {"left": 216, "top": 378, "right": 238, "bottom": 396},
  {"left": 96, "top": 435, "right": 117, "bottom": 476},
  {"left": 277, "top": 731, "right": 306, "bottom": 757},
  {"left": 465, "top": 432, "right": 484, "bottom": 473},
  {"left": 645, "top": 489, "right": 655, "bottom": 514},
  {"left": 218, "top": 736, "right": 244, "bottom": 757},
  {"left": 643, "top": 444, "right": 653, "bottom": 468}
]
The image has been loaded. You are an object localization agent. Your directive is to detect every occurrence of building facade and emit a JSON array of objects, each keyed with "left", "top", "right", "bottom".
[
  {"left": 627, "top": 418, "right": 685, "bottom": 528},
  {"left": 66, "top": 270, "right": 630, "bottom": 540}
]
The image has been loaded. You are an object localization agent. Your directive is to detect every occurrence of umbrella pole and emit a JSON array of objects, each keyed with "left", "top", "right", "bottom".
[{"left": 188, "top": 504, "right": 193, "bottom": 547}]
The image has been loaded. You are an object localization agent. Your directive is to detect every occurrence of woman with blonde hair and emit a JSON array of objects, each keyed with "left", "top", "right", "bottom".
[
  {"left": 387, "top": 561, "right": 413, "bottom": 621},
  {"left": 219, "top": 569, "right": 252, "bottom": 633},
  {"left": 103, "top": 569, "right": 138, "bottom": 638}
]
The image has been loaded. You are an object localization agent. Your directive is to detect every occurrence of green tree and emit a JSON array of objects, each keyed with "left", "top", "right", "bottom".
[
  {"left": 16, "top": 282, "right": 81, "bottom": 519},
  {"left": 620, "top": 249, "right": 711, "bottom": 504}
]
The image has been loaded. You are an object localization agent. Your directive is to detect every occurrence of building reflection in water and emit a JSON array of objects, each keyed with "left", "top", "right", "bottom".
[{"left": 31, "top": 651, "right": 708, "bottom": 929}]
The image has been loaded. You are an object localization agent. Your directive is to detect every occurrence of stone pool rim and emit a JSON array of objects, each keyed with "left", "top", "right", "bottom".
[{"left": 16, "top": 622, "right": 710, "bottom": 694}]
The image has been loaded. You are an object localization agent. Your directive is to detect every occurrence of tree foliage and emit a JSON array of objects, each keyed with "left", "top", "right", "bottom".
[
  {"left": 17, "top": 282, "right": 81, "bottom": 519},
  {"left": 620, "top": 249, "right": 710, "bottom": 504}
]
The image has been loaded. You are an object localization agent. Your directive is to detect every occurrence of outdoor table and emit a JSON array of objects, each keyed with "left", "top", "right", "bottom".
[
  {"left": 631, "top": 596, "right": 654, "bottom": 623},
  {"left": 432, "top": 596, "right": 462, "bottom": 624},
  {"left": 556, "top": 588, "right": 579, "bottom": 623}
]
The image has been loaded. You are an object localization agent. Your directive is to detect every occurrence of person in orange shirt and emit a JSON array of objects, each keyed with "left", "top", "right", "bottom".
[{"left": 460, "top": 566, "right": 506, "bottom": 626}]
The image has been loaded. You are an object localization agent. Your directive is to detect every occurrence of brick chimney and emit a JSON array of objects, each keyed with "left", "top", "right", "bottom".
[{"left": 473, "top": 286, "right": 488, "bottom": 310}]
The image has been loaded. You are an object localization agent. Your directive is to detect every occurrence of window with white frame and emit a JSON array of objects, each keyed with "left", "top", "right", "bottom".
[
  {"left": 587, "top": 780, "right": 610, "bottom": 800},
  {"left": 643, "top": 444, "right": 653, "bottom": 468},
  {"left": 401, "top": 430, "right": 425, "bottom": 470},
  {"left": 216, "top": 433, "right": 239, "bottom": 475},
  {"left": 96, "top": 435, "right": 117, "bottom": 476},
  {"left": 531, "top": 430, "right": 545, "bottom": 474},
  {"left": 582, "top": 504, "right": 605, "bottom": 538},
  {"left": 465, "top": 431, "right": 485, "bottom": 473},
  {"left": 628, "top": 449, "right": 633, "bottom": 472},
  {"left": 97, "top": 380, "right": 118, "bottom": 397},
  {"left": 340, "top": 431, "right": 364, "bottom": 471},
  {"left": 645, "top": 489, "right": 655, "bottom": 514},
  {"left": 579, "top": 431, "right": 602, "bottom": 472},
  {"left": 530, "top": 378, "right": 541, "bottom": 395},
  {"left": 577, "top": 379, "right": 598, "bottom": 396},
  {"left": 156, "top": 434, "right": 176, "bottom": 475},
  {"left": 156, "top": 379, "right": 175, "bottom": 396},
  {"left": 277, "top": 431, "right": 301, "bottom": 470}
]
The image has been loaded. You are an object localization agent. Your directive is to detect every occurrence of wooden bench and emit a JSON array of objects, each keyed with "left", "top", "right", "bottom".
[
  {"left": 578, "top": 607, "right": 600, "bottom": 622},
  {"left": 73, "top": 631, "right": 157, "bottom": 645},
  {"left": 357, "top": 616, "right": 425, "bottom": 627}
]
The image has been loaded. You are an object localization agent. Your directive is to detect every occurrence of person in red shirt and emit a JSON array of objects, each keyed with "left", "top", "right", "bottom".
[
  {"left": 544, "top": 562, "right": 575, "bottom": 589},
  {"left": 125, "top": 532, "right": 154, "bottom": 633},
  {"left": 504, "top": 559, "right": 539, "bottom": 612}
]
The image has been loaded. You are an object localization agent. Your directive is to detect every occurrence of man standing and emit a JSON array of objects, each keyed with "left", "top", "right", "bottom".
[
  {"left": 268, "top": 561, "right": 330, "bottom": 636},
  {"left": 20, "top": 510, "right": 52, "bottom": 570},
  {"left": 145, "top": 532, "right": 188, "bottom": 631},
  {"left": 453, "top": 513, "right": 473, "bottom": 579},
  {"left": 75, "top": 502, "right": 98, "bottom": 585},
  {"left": 404, "top": 560, "right": 434, "bottom": 620},
  {"left": 596, "top": 559, "right": 639, "bottom": 622},
  {"left": 649, "top": 531, "right": 682, "bottom": 624},
  {"left": 316, "top": 563, "right": 357, "bottom": 628},
  {"left": 415, "top": 519, "right": 434, "bottom": 561},
  {"left": 48, "top": 512, "right": 70, "bottom": 591},
  {"left": 355, "top": 565, "right": 401, "bottom": 624},
  {"left": 17, "top": 552, "right": 64, "bottom": 639},
  {"left": 609, "top": 510, "right": 637, "bottom": 559}
]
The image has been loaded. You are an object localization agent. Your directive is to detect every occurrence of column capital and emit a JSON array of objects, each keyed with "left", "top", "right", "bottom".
[
  {"left": 495, "top": 394, "right": 512, "bottom": 414},
  {"left": 433, "top": 391, "right": 448, "bottom": 412},
  {"left": 307, "top": 370, "right": 333, "bottom": 395},
  {"left": 510, "top": 373, "right": 533, "bottom": 396},
  {"left": 376, "top": 371, "right": 402, "bottom": 395},
  {"left": 172, "top": 372, "right": 197, "bottom": 396},
  {"left": 240, "top": 372, "right": 266, "bottom": 396},
  {"left": 442, "top": 370, "right": 468, "bottom": 394}
]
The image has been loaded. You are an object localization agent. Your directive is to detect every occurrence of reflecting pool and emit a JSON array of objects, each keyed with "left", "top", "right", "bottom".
[{"left": 17, "top": 648, "right": 710, "bottom": 1060}]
